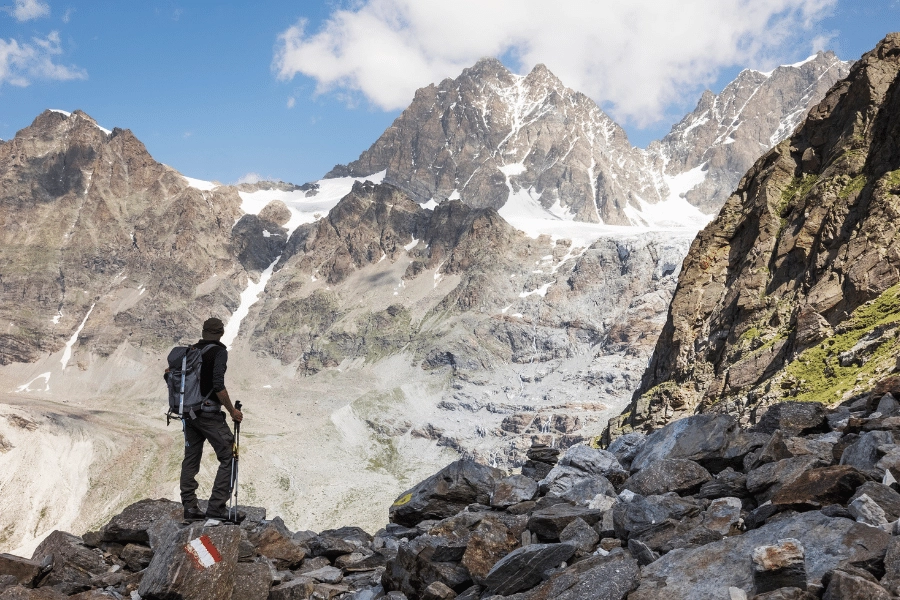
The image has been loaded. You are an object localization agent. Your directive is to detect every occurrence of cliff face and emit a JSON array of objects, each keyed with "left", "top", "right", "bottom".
[
  {"left": 0, "top": 110, "right": 247, "bottom": 367},
  {"left": 607, "top": 34, "right": 900, "bottom": 440}
]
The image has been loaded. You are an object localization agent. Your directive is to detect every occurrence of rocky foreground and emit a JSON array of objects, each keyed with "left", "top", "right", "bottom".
[{"left": 5, "top": 395, "right": 900, "bottom": 599}]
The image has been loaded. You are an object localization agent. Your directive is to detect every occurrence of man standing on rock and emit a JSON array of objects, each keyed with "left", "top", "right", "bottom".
[{"left": 173, "top": 317, "right": 244, "bottom": 521}]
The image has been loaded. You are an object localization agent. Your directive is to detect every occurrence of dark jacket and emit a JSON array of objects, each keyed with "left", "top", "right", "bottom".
[{"left": 194, "top": 339, "right": 228, "bottom": 402}]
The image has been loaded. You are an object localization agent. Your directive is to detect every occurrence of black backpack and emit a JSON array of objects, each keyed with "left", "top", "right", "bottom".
[{"left": 166, "top": 345, "right": 216, "bottom": 419}]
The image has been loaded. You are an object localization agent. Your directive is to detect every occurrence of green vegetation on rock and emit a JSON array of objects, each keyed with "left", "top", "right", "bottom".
[
  {"left": 785, "top": 283, "right": 900, "bottom": 403},
  {"left": 838, "top": 175, "right": 867, "bottom": 199}
]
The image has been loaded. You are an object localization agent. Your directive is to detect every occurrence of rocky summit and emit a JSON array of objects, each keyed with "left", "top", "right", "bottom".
[
  {"left": 329, "top": 54, "right": 849, "bottom": 225},
  {"left": 2, "top": 395, "right": 900, "bottom": 599},
  {"left": 606, "top": 33, "right": 900, "bottom": 440}
]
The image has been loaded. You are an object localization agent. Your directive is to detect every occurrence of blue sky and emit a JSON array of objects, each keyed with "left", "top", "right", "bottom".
[{"left": 0, "top": 1, "right": 897, "bottom": 186}]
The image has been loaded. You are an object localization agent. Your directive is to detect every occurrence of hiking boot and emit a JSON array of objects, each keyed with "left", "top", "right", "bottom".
[
  {"left": 184, "top": 505, "right": 206, "bottom": 521},
  {"left": 206, "top": 509, "right": 246, "bottom": 524}
]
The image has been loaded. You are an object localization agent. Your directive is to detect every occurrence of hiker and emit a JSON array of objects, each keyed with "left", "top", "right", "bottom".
[{"left": 165, "top": 317, "right": 244, "bottom": 521}]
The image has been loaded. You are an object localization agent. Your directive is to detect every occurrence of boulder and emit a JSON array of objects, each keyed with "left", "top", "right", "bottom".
[
  {"left": 823, "top": 568, "right": 891, "bottom": 600},
  {"left": 849, "top": 482, "right": 900, "bottom": 521},
  {"left": 751, "top": 539, "right": 807, "bottom": 594},
  {"left": 881, "top": 536, "right": 900, "bottom": 594},
  {"left": 304, "top": 566, "right": 343, "bottom": 584},
  {"left": 389, "top": 460, "right": 502, "bottom": 527},
  {"left": 98, "top": 499, "right": 183, "bottom": 549},
  {"left": 751, "top": 588, "right": 818, "bottom": 599},
  {"left": 746, "top": 456, "right": 827, "bottom": 502},
  {"left": 612, "top": 494, "right": 702, "bottom": 541},
  {"left": 628, "top": 512, "right": 890, "bottom": 599},
  {"left": 840, "top": 431, "right": 894, "bottom": 477},
  {"left": 460, "top": 516, "right": 519, "bottom": 585},
  {"left": 307, "top": 527, "right": 373, "bottom": 559},
  {"left": 246, "top": 518, "right": 306, "bottom": 568},
  {"left": 753, "top": 403, "right": 827, "bottom": 436},
  {"left": 0, "top": 555, "right": 42, "bottom": 587},
  {"left": 622, "top": 459, "right": 712, "bottom": 496},
  {"left": 876, "top": 394, "right": 900, "bottom": 417},
  {"left": 491, "top": 475, "right": 538, "bottom": 508},
  {"left": 628, "top": 539, "right": 659, "bottom": 566},
  {"left": 527, "top": 504, "right": 603, "bottom": 541},
  {"left": 702, "top": 497, "right": 743, "bottom": 536},
  {"left": 607, "top": 432, "right": 647, "bottom": 471},
  {"left": 555, "top": 445, "right": 628, "bottom": 486},
  {"left": 493, "top": 552, "right": 639, "bottom": 600},
  {"left": 631, "top": 415, "right": 737, "bottom": 473},
  {"left": 771, "top": 465, "right": 868, "bottom": 509},
  {"left": 848, "top": 494, "right": 888, "bottom": 526},
  {"left": 231, "top": 562, "right": 272, "bottom": 600},
  {"left": 31, "top": 531, "right": 109, "bottom": 594},
  {"left": 698, "top": 468, "right": 749, "bottom": 499},
  {"left": 422, "top": 581, "right": 456, "bottom": 600},
  {"left": 382, "top": 536, "right": 472, "bottom": 597},
  {"left": 483, "top": 543, "right": 575, "bottom": 595},
  {"left": 0, "top": 588, "right": 66, "bottom": 599},
  {"left": 558, "top": 518, "right": 599, "bottom": 553},
  {"left": 557, "top": 477, "right": 616, "bottom": 506},
  {"left": 137, "top": 523, "right": 241, "bottom": 600},
  {"left": 120, "top": 543, "right": 153, "bottom": 572},
  {"left": 268, "top": 577, "right": 316, "bottom": 600}
]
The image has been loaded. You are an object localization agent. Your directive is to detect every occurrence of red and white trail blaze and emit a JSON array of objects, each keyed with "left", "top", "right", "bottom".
[{"left": 184, "top": 535, "right": 222, "bottom": 569}]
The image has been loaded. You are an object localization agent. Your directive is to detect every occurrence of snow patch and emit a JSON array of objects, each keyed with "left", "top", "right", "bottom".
[
  {"left": 183, "top": 176, "right": 218, "bottom": 191},
  {"left": 49, "top": 109, "right": 71, "bottom": 117},
  {"left": 262, "top": 230, "right": 272, "bottom": 238},
  {"left": 16, "top": 372, "right": 51, "bottom": 393},
  {"left": 499, "top": 162, "right": 527, "bottom": 176},
  {"left": 789, "top": 54, "right": 819, "bottom": 69},
  {"left": 60, "top": 304, "right": 94, "bottom": 370},
  {"left": 421, "top": 199, "right": 439, "bottom": 210},
  {"left": 237, "top": 171, "right": 386, "bottom": 238},
  {"left": 519, "top": 282, "right": 553, "bottom": 298},
  {"left": 404, "top": 237, "right": 419, "bottom": 251},
  {"left": 448, "top": 190, "right": 461, "bottom": 200},
  {"left": 222, "top": 258, "right": 280, "bottom": 349},
  {"left": 51, "top": 312, "right": 61, "bottom": 325}
]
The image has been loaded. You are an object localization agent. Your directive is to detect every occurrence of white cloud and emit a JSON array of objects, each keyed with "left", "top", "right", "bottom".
[
  {"left": 274, "top": 0, "right": 837, "bottom": 127},
  {"left": 286, "top": 96, "right": 296, "bottom": 108},
  {"left": 236, "top": 172, "right": 263, "bottom": 185},
  {"left": 12, "top": 0, "right": 50, "bottom": 21},
  {"left": 0, "top": 31, "right": 86, "bottom": 87}
]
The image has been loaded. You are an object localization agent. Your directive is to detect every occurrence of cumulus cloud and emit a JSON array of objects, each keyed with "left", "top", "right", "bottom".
[
  {"left": 274, "top": 0, "right": 837, "bottom": 127},
  {"left": 12, "top": 0, "right": 50, "bottom": 21},
  {"left": 0, "top": 31, "right": 86, "bottom": 87}
]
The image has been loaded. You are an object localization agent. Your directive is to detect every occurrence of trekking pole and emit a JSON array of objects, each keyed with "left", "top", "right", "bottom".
[{"left": 229, "top": 400, "right": 242, "bottom": 522}]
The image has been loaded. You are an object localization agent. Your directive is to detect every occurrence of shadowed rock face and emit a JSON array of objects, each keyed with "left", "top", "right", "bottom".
[
  {"left": 328, "top": 54, "right": 850, "bottom": 225},
  {"left": 606, "top": 34, "right": 900, "bottom": 441},
  {"left": 0, "top": 110, "right": 245, "bottom": 365}
]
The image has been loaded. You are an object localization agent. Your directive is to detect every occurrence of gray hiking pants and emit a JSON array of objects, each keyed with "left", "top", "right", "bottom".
[{"left": 180, "top": 411, "right": 235, "bottom": 515}]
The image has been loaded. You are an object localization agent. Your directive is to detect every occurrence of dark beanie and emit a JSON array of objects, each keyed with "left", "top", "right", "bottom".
[{"left": 202, "top": 317, "right": 225, "bottom": 335}]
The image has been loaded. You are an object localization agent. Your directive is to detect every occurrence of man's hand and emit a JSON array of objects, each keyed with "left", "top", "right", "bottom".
[{"left": 230, "top": 408, "right": 244, "bottom": 423}]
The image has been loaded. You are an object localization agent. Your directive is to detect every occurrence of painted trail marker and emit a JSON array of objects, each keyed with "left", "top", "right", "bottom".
[{"left": 185, "top": 534, "right": 222, "bottom": 569}]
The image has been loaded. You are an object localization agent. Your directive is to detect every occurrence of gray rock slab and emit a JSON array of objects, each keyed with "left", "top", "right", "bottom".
[
  {"left": 840, "top": 431, "right": 894, "bottom": 476},
  {"left": 0, "top": 554, "right": 41, "bottom": 586},
  {"left": 558, "top": 518, "right": 599, "bottom": 553},
  {"left": 623, "top": 459, "right": 712, "bottom": 496},
  {"left": 389, "top": 460, "right": 502, "bottom": 527},
  {"left": 606, "top": 432, "right": 646, "bottom": 471},
  {"left": 231, "top": 562, "right": 272, "bottom": 600},
  {"left": 491, "top": 475, "right": 538, "bottom": 508},
  {"left": 753, "top": 402, "right": 827, "bottom": 436},
  {"left": 555, "top": 445, "right": 628, "bottom": 486},
  {"left": 629, "top": 511, "right": 889, "bottom": 600},
  {"left": 137, "top": 523, "right": 241, "bottom": 600},
  {"left": 496, "top": 552, "right": 639, "bottom": 600},
  {"left": 823, "top": 568, "right": 891, "bottom": 600},
  {"left": 527, "top": 504, "right": 603, "bottom": 541},
  {"left": 631, "top": 415, "right": 737, "bottom": 473},
  {"left": 98, "top": 499, "right": 183, "bottom": 549},
  {"left": 850, "top": 482, "right": 900, "bottom": 521},
  {"left": 484, "top": 543, "right": 575, "bottom": 596},
  {"left": 751, "top": 538, "right": 806, "bottom": 594},
  {"left": 31, "top": 531, "right": 109, "bottom": 594}
]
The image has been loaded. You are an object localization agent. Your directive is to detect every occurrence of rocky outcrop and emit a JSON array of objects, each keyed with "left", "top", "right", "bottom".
[
  {"left": 3, "top": 396, "right": 900, "bottom": 599},
  {"left": 607, "top": 33, "right": 900, "bottom": 439}
]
